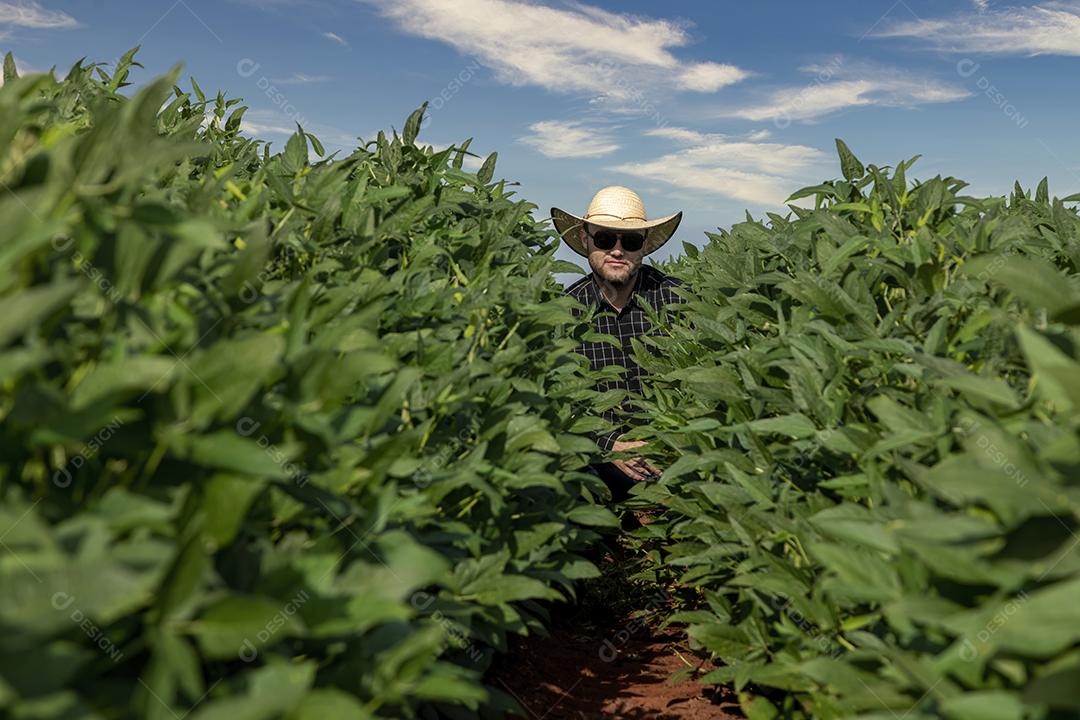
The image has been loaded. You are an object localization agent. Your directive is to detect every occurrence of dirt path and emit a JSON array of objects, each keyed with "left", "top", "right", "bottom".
[{"left": 489, "top": 611, "right": 743, "bottom": 719}]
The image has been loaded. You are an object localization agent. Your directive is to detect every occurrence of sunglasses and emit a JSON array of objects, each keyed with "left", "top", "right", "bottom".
[{"left": 587, "top": 229, "right": 646, "bottom": 252}]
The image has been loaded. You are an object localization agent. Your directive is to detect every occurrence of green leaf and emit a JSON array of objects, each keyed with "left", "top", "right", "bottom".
[
  {"left": 187, "top": 333, "right": 285, "bottom": 424},
  {"left": 170, "top": 431, "right": 297, "bottom": 479},
  {"left": 304, "top": 131, "right": 324, "bottom": 157},
  {"left": 866, "top": 396, "right": 929, "bottom": 434},
  {"left": 567, "top": 504, "right": 619, "bottom": 528},
  {"left": 808, "top": 542, "right": 902, "bottom": 603},
  {"left": 1035, "top": 176, "right": 1049, "bottom": 204},
  {"left": 288, "top": 689, "right": 374, "bottom": 720},
  {"left": 745, "top": 414, "right": 817, "bottom": 439},
  {"left": 452, "top": 137, "right": 473, "bottom": 169},
  {"left": 915, "top": 453, "right": 1046, "bottom": 525},
  {"left": 225, "top": 105, "right": 248, "bottom": 134},
  {"left": 0, "top": 551, "right": 151, "bottom": 640},
  {"left": 3, "top": 52, "right": 17, "bottom": 83},
  {"left": 95, "top": 488, "right": 174, "bottom": 533},
  {"left": 1017, "top": 325, "right": 1080, "bottom": 411},
  {"left": 283, "top": 127, "right": 309, "bottom": 173},
  {"left": 151, "top": 631, "right": 204, "bottom": 702},
  {"left": 157, "top": 535, "right": 210, "bottom": 621},
  {"left": 741, "top": 695, "right": 780, "bottom": 720},
  {"left": 189, "top": 595, "right": 305, "bottom": 660},
  {"left": 835, "top": 139, "right": 865, "bottom": 181},
  {"left": 402, "top": 103, "right": 427, "bottom": 146},
  {"left": 369, "top": 530, "right": 450, "bottom": 600},
  {"left": 934, "top": 374, "right": 1020, "bottom": 409},
  {"left": 941, "top": 691, "right": 1023, "bottom": 720},
  {"left": 0, "top": 346, "right": 50, "bottom": 384},
  {"left": 809, "top": 505, "right": 898, "bottom": 554},
  {"left": 460, "top": 573, "right": 559, "bottom": 604},
  {"left": 786, "top": 183, "right": 841, "bottom": 203},
  {"left": 505, "top": 414, "right": 561, "bottom": 454},
  {"left": 476, "top": 151, "right": 497, "bottom": 185},
  {"left": 687, "top": 623, "right": 753, "bottom": 659},
  {"left": 987, "top": 577, "right": 1080, "bottom": 658},
  {"left": 188, "top": 661, "right": 315, "bottom": 720},
  {"left": 1023, "top": 667, "right": 1080, "bottom": 709},
  {"left": 682, "top": 417, "right": 723, "bottom": 433},
  {"left": 409, "top": 668, "right": 488, "bottom": 703},
  {"left": 0, "top": 280, "right": 81, "bottom": 348},
  {"left": 70, "top": 355, "right": 177, "bottom": 410},
  {"left": 203, "top": 474, "right": 265, "bottom": 547},
  {"left": 719, "top": 462, "right": 772, "bottom": 507},
  {"left": 830, "top": 202, "right": 871, "bottom": 213},
  {"left": 0, "top": 690, "right": 101, "bottom": 718},
  {"left": 668, "top": 366, "right": 745, "bottom": 404},
  {"left": 965, "top": 254, "right": 1080, "bottom": 320}
]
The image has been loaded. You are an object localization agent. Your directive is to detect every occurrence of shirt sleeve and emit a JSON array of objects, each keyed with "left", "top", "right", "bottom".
[
  {"left": 590, "top": 407, "right": 626, "bottom": 453},
  {"left": 594, "top": 427, "right": 621, "bottom": 453}
]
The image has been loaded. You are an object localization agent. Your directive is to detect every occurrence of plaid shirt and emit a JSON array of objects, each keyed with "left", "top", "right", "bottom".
[{"left": 565, "top": 264, "right": 688, "bottom": 452}]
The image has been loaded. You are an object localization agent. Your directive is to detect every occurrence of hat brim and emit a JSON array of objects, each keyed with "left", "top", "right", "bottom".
[{"left": 550, "top": 207, "right": 682, "bottom": 258}]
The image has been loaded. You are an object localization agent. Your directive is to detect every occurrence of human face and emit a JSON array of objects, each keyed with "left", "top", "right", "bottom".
[{"left": 582, "top": 224, "right": 646, "bottom": 286}]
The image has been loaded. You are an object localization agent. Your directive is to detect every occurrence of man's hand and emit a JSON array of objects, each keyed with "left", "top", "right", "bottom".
[{"left": 610, "top": 439, "right": 662, "bottom": 482}]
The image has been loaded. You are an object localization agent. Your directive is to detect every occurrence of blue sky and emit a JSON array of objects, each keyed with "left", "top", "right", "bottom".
[{"left": 2, "top": 0, "right": 1079, "bottom": 271}]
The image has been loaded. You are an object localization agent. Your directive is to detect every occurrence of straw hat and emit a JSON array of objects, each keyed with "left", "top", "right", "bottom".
[{"left": 551, "top": 186, "right": 682, "bottom": 258}]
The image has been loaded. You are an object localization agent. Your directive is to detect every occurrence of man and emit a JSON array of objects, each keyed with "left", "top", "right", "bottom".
[{"left": 552, "top": 186, "right": 689, "bottom": 502}]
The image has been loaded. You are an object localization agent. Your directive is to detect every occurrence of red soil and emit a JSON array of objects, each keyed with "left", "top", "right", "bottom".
[{"left": 489, "top": 614, "right": 743, "bottom": 719}]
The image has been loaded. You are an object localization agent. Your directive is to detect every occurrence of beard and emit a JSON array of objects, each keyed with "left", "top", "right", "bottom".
[{"left": 591, "top": 256, "right": 637, "bottom": 286}]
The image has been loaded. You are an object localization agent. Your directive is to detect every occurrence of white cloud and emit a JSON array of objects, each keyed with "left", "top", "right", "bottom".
[
  {"left": 519, "top": 119, "right": 620, "bottom": 158},
  {"left": 676, "top": 61, "right": 750, "bottom": 92},
  {"left": 239, "top": 109, "right": 358, "bottom": 150},
  {"left": 359, "top": 0, "right": 750, "bottom": 109},
  {"left": 874, "top": 2, "right": 1080, "bottom": 55},
  {"left": 0, "top": 1, "right": 76, "bottom": 28},
  {"left": 240, "top": 118, "right": 297, "bottom": 136},
  {"left": 614, "top": 127, "right": 825, "bottom": 206},
  {"left": 461, "top": 155, "right": 484, "bottom": 170},
  {"left": 721, "top": 58, "right": 969, "bottom": 123},
  {"left": 271, "top": 72, "right": 332, "bottom": 85},
  {"left": 322, "top": 30, "right": 347, "bottom": 45},
  {"left": 646, "top": 126, "right": 710, "bottom": 144},
  {"left": 646, "top": 126, "right": 775, "bottom": 144},
  {"left": 729, "top": 79, "right": 877, "bottom": 122}
]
